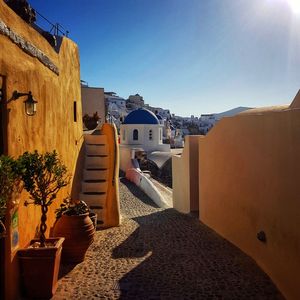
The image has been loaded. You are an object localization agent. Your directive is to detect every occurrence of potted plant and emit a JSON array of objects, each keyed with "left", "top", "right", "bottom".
[
  {"left": 17, "top": 150, "right": 70, "bottom": 299},
  {"left": 0, "top": 155, "right": 21, "bottom": 238},
  {"left": 83, "top": 111, "right": 100, "bottom": 130},
  {"left": 53, "top": 197, "right": 95, "bottom": 263}
]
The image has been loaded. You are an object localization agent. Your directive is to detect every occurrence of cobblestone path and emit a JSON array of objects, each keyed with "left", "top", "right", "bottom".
[{"left": 53, "top": 178, "right": 282, "bottom": 299}]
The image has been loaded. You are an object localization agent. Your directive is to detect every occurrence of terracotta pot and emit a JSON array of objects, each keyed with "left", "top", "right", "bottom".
[
  {"left": 18, "top": 237, "right": 64, "bottom": 299},
  {"left": 89, "top": 212, "right": 97, "bottom": 229},
  {"left": 53, "top": 213, "right": 95, "bottom": 263}
]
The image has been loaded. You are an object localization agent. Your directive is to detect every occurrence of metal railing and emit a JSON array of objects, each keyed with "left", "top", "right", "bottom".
[{"left": 35, "top": 9, "right": 69, "bottom": 37}]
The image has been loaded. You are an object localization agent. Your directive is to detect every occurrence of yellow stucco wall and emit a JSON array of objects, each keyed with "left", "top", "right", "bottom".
[
  {"left": 100, "top": 123, "right": 121, "bottom": 227},
  {"left": 0, "top": 2, "right": 83, "bottom": 299},
  {"left": 81, "top": 86, "right": 106, "bottom": 125},
  {"left": 189, "top": 136, "right": 200, "bottom": 212},
  {"left": 199, "top": 103, "right": 300, "bottom": 299},
  {"left": 172, "top": 138, "right": 191, "bottom": 213},
  {"left": 172, "top": 135, "right": 200, "bottom": 214}
]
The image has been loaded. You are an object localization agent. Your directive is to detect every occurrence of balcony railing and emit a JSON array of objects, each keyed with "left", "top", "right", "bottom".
[{"left": 35, "top": 10, "right": 69, "bottom": 37}]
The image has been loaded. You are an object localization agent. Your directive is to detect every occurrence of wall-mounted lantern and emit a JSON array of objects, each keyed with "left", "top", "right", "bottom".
[{"left": 12, "top": 91, "right": 37, "bottom": 116}]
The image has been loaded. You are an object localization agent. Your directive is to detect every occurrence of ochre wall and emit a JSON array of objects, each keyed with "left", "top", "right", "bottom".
[
  {"left": 199, "top": 105, "right": 300, "bottom": 300},
  {"left": 189, "top": 136, "right": 200, "bottom": 213},
  {"left": 0, "top": 2, "right": 83, "bottom": 299},
  {"left": 172, "top": 138, "right": 191, "bottom": 213},
  {"left": 81, "top": 87, "right": 106, "bottom": 125},
  {"left": 172, "top": 135, "right": 200, "bottom": 214},
  {"left": 100, "top": 123, "right": 120, "bottom": 227}
]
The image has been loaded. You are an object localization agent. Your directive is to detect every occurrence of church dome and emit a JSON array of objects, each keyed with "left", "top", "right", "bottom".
[{"left": 124, "top": 108, "right": 159, "bottom": 125}]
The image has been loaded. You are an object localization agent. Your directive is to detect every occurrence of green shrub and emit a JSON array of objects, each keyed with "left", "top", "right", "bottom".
[
  {"left": 0, "top": 155, "right": 21, "bottom": 219},
  {"left": 55, "top": 197, "right": 89, "bottom": 219}
]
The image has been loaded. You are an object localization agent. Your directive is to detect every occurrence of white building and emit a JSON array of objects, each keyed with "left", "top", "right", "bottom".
[
  {"left": 105, "top": 92, "right": 127, "bottom": 119},
  {"left": 105, "top": 92, "right": 126, "bottom": 108},
  {"left": 104, "top": 91, "right": 128, "bottom": 130},
  {"left": 145, "top": 106, "right": 171, "bottom": 120},
  {"left": 120, "top": 108, "right": 170, "bottom": 153}
]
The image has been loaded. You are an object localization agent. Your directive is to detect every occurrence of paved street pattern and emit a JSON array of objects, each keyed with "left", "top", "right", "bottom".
[{"left": 53, "top": 178, "right": 282, "bottom": 300}]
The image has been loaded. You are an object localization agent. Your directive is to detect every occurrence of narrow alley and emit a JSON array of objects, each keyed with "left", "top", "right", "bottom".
[{"left": 52, "top": 179, "right": 282, "bottom": 299}]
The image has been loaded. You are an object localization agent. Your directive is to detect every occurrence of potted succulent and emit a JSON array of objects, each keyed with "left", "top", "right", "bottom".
[
  {"left": 83, "top": 111, "right": 100, "bottom": 130},
  {"left": 0, "top": 155, "right": 21, "bottom": 237},
  {"left": 53, "top": 197, "right": 95, "bottom": 263},
  {"left": 17, "top": 150, "right": 70, "bottom": 299}
]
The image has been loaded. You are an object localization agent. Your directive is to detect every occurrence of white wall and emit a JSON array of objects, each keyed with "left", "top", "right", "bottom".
[
  {"left": 120, "top": 124, "right": 167, "bottom": 153},
  {"left": 126, "top": 167, "right": 169, "bottom": 208}
]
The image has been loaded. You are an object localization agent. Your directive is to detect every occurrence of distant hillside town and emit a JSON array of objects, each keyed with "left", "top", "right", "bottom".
[{"left": 81, "top": 81, "right": 252, "bottom": 148}]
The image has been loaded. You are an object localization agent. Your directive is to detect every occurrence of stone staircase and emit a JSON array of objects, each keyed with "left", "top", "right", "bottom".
[{"left": 80, "top": 133, "right": 109, "bottom": 228}]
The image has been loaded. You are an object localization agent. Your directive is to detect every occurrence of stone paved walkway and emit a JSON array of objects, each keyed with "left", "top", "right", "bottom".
[{"left": 52, "top": 178, "right": 283, "bottom": 299}]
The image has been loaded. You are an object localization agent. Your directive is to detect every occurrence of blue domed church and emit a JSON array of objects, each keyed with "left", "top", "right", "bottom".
[{"left": 120, "top": 108, "right": 170, "bottom": 153}]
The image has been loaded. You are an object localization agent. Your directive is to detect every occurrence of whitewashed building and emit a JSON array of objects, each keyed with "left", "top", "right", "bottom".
[
  {"left": 120, "top": 108, "right": 170, "bottom": 153},
  {"left": 105, "top": 92, "right": 127, "bottom": 119}
]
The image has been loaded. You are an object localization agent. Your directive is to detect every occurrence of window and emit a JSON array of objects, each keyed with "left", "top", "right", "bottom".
[
  {"left": 123, "top": 129, "right": 126, "bottom": 141},
  {"left": 159, "top": 128, "right": 162, "bottom": 141},
  {"left": 149, "top": 129, "right": 153, "bottom": 140},
  {"left": 133, "top": 129, "right": 138, "bottom": 140},
  {"left": 73, "top": 101, "right": 77, "bottom": 122}
]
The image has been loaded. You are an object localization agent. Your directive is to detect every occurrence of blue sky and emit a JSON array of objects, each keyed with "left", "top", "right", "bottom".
[{"left": 29, "top": 0, "right": 300, "bottom": 116}]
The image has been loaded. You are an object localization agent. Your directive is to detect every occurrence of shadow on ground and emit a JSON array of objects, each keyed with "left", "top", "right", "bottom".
[
  {"left": 58, "top": 263, "right": 78, "bottom": 279},
  {"left": 112, "top": 208, "right": 282, "bottom": 299},
  {"left": 120, "top": 177, "right": 159, "bottom": 209}
]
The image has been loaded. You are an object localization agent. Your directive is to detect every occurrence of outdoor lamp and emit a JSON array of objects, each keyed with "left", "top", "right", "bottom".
[{"left": 12, "top": 91, "right": 38, "bottom": 116}]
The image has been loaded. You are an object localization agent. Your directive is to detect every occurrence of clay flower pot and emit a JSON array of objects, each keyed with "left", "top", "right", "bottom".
[
  {"left": 89, "top": 212, "right": 97, "bottom": 229},
  {"left": 18, "top": 237, "right": 64, "bottom": 299},
  {"left": 53, "top": 213, "right": 95, "bottom": 263}
]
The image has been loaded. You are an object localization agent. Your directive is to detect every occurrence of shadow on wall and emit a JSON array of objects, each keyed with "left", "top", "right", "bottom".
[
  {"left": 112, "top": 209, "right": 282, "bottom": 299},
  {"left": 70, "top": 142, "right": 85, "bottom": 200}
]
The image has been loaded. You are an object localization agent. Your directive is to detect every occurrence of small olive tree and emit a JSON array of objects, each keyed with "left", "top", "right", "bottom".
[{"left": 18, "top": 150, "right": 70, "bottom": 247}]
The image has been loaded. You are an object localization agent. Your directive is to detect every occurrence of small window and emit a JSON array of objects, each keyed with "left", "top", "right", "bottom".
[
  {"left": 149, "top": 129, "right": 153, "bottom": 140},
  {"left": 133, "top": 129, "right": 138, "bottom": 141},
  {"left": 73, "top": 101, "right": 77, "bottom": 122},
  {"left": 159, "top": 128, "right": 162, "bottom": 141},
  {"left": 123, "top": 129, "right": 126, "bottom": 141}
]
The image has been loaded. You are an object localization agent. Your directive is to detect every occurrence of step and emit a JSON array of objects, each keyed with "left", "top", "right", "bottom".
[
  {"left": 90, "top": 207, "right": 105, "bottom": 220},
  {"left": 83, "top": 169, "right": 108, "bottom": 181},
  {"left": 85, "top": 156, "right": 109, "bottom": 169},
  {"left": 86, "top": 144, "right": 108, "bottom": 156},
  {"left": 84, "top": 134, "right": 107, "bottom": 145},
  {"left": 79, "top": 192, "right": 106, "bottom": 207},
  {"left": 97, "top": 220, "right": 104, "bottom": 225},
  {"left": 81, "top": 181, "right": 108, "bottom": 193}
]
